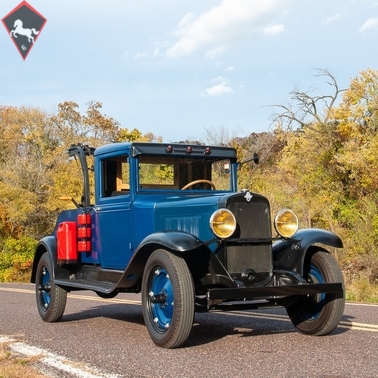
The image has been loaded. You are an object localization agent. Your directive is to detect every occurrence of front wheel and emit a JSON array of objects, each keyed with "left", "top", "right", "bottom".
[
  {"left": 142, "top": 249, "right": 195, "bottom": 348},
  {"left": 35, "top": 252, "right": 67, "bottom": 322},
  {"left": 286, "top": 247, "right": 345, "bottom": 335}
]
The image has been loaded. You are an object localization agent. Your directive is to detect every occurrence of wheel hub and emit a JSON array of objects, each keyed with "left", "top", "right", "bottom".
[
  {"left": 149, "top": 292, "right": 168, "bottom": 304},
  {"left": 38, "top": 265, "right": 51, "bottom": 309},
  {"left": 149, "top": 267, "right": 174, "bottom": 332}
]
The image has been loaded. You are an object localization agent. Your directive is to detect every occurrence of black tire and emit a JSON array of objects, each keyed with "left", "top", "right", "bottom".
[
  {"left": 142, "top": 249, "right": 195, "bottom": 348},
  {"left": 286, "top": 247, "right": 345, "bottom": 335},
  {"left": 35, "top": 252, "right": 67, "bottom": 322}
]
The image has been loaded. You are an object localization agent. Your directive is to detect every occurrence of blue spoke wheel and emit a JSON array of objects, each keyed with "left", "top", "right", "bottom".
[
  {"left": 142, "top": 249, "right": 195, "bottom": 348},
  {"left": 35, "top": 252, "right": 67, "bottom": 322},
  {"left": 286, "top": 247, "right": 345, "bottom": 335}
]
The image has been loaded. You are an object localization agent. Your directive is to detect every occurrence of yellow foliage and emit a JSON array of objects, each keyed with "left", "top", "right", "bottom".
[
  {"left": 116, "top": 127, "right": 160, "bottom": 142},
  {"left": 0, "top": 102, "right": 159, "bottom": 239}
]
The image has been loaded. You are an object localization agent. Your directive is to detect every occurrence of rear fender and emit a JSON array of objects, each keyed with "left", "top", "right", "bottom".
[
  {"left": 30, "top": 236, "right": 70, "bottom": 283},
  {"left": 273, "top": 228, "right": 343, "bottom": 276}
]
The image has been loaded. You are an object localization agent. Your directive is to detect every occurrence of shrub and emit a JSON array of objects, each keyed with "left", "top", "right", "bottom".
[
  {"left": 345, "top": 272, "right": 378, "bottom": 303},
  {"left": 0, "top": 236, "right": 36, "bottom": 282}
]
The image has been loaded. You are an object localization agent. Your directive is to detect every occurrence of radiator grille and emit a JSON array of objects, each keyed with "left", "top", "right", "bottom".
[{"left": 225, "top": 197, "right": 272, "bottom": 276}]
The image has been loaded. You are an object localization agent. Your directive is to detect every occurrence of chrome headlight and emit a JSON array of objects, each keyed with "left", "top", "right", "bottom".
[
  {"left": 274, "top": 209, "right": 298, "bottom": 238},
  {"left": 210, "top": 209, "right": 236, "bottom": 239}
]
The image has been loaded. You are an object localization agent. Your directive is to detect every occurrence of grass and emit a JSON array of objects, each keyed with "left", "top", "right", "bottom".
[
  {"left": 0, "top": 343, "right": 46, "bottom": 378},
  {"left": 345, "top": 275, "right": 378, "bottom": 303}
]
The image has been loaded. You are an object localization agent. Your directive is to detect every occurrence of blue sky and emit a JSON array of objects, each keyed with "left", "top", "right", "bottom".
[{"left": 1, "top": 0, "right": 378, "bottom": 142}]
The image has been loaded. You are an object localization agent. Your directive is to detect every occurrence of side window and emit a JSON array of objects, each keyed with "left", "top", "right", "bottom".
[
  {"left": 211, "top": 159, "right": 231, "bottom": 190},
  {"left": 138, "top": 156, "right": 177, "bottom": 189},
  {"left": 101, "top": 155, "right": 129, "bottom": 197},
  {"left": 139, "top": 163, "right": 174, "bottom": 186}
]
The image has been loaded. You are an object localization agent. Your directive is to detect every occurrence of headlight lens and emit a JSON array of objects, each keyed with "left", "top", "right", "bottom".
[
  {"left": 210, "top": 209, "right": 236, "bottom": 239},
  {"left": 274, "top": 209, "right": 298, "bottom": 238}
]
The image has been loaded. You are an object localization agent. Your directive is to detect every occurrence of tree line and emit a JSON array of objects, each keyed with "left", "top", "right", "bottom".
[
  {"left": 0, "top": 69, "right": 377, "bottom": 301},
  {"left": 233, "top": 69, "right": 378, "bottom": 301}
]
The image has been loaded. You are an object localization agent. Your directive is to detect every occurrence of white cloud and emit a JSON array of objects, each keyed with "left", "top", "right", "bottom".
[
  {"left": 359, "top": 18, "right": 378, "bottom": 33},
  {"left": 165, "top": 0, "right": 297, "bottom": 58},
  {"left": 205, "top": 76, "right": 233, "bottom": 96},
  {"left": 263, "top": 24, "right": 285, "bottom": 36},
  {"left": 321, "top": 13, "right": 342, "bottom": 25},
  {"left": 133, "top": 51, "right": 149, "bottom": 59},
  {"left": 205, "top": 46, "right": 226, "bottom": 59},
  {"left": 176, "top": 12, "right": 196, "bottom": 30},
  {"left": 224, "top": 66, "right": 235, "bottom": 71},
  {"left": 239, "top": 81, "right": 246, "bottom": 90}
]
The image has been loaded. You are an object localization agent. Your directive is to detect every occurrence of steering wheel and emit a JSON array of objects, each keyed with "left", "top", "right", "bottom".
[{"left": 181, "top": 179, "right": 216, "bottom": 190}]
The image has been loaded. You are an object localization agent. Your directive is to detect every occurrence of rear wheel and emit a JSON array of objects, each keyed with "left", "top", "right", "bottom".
[
  {"left": 286, "top": 247, "right": 345, "bottom": 335},
  {"left": 142, "top": 249, "right": 195, "bottom": 348},
  {"left": 35, "top": 252, "right": 67, "bottom": 322}
]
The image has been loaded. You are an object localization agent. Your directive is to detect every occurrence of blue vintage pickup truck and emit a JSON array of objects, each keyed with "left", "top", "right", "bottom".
[{"left": 31, "top": 142, "right": 345, "bottom": 348}]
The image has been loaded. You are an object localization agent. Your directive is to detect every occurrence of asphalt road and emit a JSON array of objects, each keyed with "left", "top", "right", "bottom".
[{"left": 0, "top": 283, "right": 377, "bottom": 378}]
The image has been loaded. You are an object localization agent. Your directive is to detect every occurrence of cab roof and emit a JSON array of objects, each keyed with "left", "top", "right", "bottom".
[{"left": 94, "top": 142, "right": 237, "bottom": 159}]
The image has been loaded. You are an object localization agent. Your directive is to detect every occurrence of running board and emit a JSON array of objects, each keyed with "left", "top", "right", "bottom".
[{"left": 54, "top": 278, "right": 116, "bottom": 293}]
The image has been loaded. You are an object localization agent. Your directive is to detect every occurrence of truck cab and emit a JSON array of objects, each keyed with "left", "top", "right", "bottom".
[{"left": 31, "top": 142, "right": 345, "bottom": 348}]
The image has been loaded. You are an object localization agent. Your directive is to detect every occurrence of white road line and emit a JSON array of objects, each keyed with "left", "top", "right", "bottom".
[
  {"left": 1, "top": 338, "right": 120, "bottom": 378},
  {"left": 0, "top": 336, "right": 15, "bottom": 343}
]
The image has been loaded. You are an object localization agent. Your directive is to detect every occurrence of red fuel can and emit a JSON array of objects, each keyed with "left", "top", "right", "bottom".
[
  {"left": 77, "top": 240, "right": 92, "bottom": 252},
  {"left": 77, "top": 213, "right": 91, "bottom": 225},
  {"left": 57, "top": 221, "right": 78, "bottom": 264},
  {"left": 77, "top": 226, "right": 91, "bottom": 238},
  {"left": 77, "top": 213, "right": 92, "bottom": 253}
]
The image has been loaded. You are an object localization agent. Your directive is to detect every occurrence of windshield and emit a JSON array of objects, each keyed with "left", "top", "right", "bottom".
[{"left": 138, "top": 155, "right": 233, "bottom": 191}]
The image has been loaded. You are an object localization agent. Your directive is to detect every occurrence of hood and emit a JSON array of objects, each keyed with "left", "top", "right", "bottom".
[{"left": 132, "top": 191, "right": 234, "bottom": 243}]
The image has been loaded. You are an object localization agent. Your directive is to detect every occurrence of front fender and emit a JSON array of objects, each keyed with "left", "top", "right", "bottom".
[
  {"left": 137, "top": 230, "right": 204, "bottom": 253},
  {"left": 116, "top": 230, "right": 208, "bottom": 288},
  {"left": 273, "top": 228, "right": 343, "bottom": 275}
]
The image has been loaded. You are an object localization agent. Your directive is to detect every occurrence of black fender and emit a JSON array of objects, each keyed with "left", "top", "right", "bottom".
[
  {"left": 117, "top": 230, "right": 206, "bottom": 288},
  {"left": 30, "top": 236, "right": 70, "bottom": 283},
  {"left": 273, "top": 228, "right": 343, "bottom": 276},
  {"left": 137, "top": 230, "right": 205, "bottom": 253},
  {"left": 116, "top": 230, "right": 234, "bottom": 289}
]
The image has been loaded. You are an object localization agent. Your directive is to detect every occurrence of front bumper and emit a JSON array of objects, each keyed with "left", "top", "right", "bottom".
[{"left": 207, "top": 282, "right": 343, "bottom": 302}]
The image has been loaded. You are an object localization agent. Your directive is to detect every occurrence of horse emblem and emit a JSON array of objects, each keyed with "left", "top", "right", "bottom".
[{"left": 10, "top": 19, "right": 39, "bottom": 44}]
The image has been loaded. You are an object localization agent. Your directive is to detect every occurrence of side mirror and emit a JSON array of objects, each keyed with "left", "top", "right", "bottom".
[
  {"left": 253, "top": 152, "right": 259, "bottom": 164},
  {"left": 238, "top": 153, "right": 260, "bottom": 167}
]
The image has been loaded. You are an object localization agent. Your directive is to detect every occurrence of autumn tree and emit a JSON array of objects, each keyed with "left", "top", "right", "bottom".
[
  {"left": 116, "top": 127, "right": 160, "bottom": 142},
  {"left": 0, "top": 101, "right": 133, "bottom": 240},
  {"left": 0, "top": 106, "right": 52, "bottom": 239},
  {"left": 269, "top": 69, "right": 378, "bottom": 283},
  {"left": 329, "top": 69, "right": 378, "bottom": 279},
  {"left": 266, "top": 69, "right": 345, "bottom": 227}
]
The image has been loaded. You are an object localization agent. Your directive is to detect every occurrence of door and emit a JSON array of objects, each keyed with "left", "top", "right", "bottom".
[{"left": 89, "top": 155, "right": 134, "bottom": 269}]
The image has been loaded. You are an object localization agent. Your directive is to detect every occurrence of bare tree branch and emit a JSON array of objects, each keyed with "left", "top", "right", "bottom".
[{"left": 269, "top": 68, "right": 346, "bottom": 132}]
